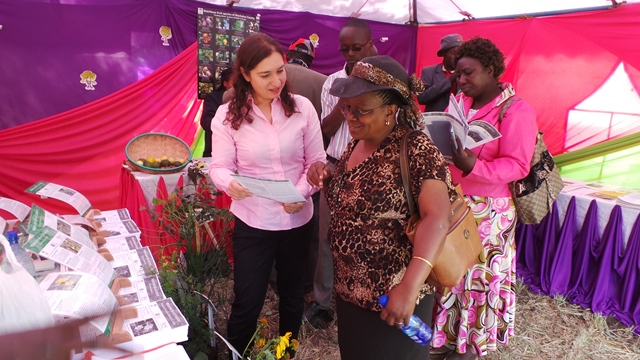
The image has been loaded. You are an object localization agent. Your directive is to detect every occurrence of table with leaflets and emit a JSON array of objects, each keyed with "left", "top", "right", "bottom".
[{"left": 516, "top": 179, "right": 640, "bottom": 332}]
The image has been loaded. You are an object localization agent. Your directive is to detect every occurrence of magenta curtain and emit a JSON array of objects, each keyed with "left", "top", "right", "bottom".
[
  {"left": 416, "top": 4, "right": 640, "bottom": 155},
  {"left": 0, "top": 42, "right": 202, "bottom": 215}
]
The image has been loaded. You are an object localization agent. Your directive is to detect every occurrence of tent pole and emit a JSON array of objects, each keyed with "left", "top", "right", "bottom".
[{"left": 410, "top": 0, "right": 418, "bottom": 25}]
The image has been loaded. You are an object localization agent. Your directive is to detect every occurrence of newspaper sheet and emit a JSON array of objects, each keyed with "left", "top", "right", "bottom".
[
  {"left": 111, "top": 247, "right": 158, "bottom": 279},
  {"left": 92, "top": 208, "right": 132, "bottom": 224},
  {"left": 99, "top": 235, "right": 142, "bottom": 255},
  {"left": 28, "top": 204, "right": 96, "bottom": 250},
  {"left": 117, "top": 298, "right": 189, "bottom": 352},
  {"left": 38, "top": 271, "right": 118, "bottom": 335},
  {"left": 100, "top": 219, "right": 141, "bottom": 239},
  {"left": 25, "top": 180, "right": 92, "bottom": 216},
  {"left": 0, "top": 197, "right": 31, "bottom": 221},
  {"left": 230, "top": 174, "right": 306, "bottom": 203},
  {"left": 23, "top": 226, "right": 115, "bottom": 285},
  {"left": 117, "top": 275, "right": 166, "bottom": 306}
]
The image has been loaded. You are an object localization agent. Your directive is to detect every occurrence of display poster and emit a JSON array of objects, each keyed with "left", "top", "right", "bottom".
[{"left": 197, "top": 7, "right": 259, "bottom": 98}]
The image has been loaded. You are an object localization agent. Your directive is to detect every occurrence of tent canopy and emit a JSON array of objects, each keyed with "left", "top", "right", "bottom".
[{"left": 200, "top": 0, "right": 640, "bottom": 24}]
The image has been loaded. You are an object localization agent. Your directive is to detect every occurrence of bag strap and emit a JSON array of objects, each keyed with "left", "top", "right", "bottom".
[
  {"left": 497, "top": 96, "right": 521, "bottom": 123},
  {"left": 400, "top": 130, "right": 418, "bottom": 216}
]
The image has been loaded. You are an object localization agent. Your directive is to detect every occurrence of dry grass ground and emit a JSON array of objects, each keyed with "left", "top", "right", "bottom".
[{"left": 216, "top": 280, "right": 640, "bottom": 360}]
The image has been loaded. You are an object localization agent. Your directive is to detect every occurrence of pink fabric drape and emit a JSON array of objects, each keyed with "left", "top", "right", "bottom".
[
  {"left": 416, "top": 4, "right": 640, "bottom": 155},
  {"left": 0, "top": 42, "right": 202, "bottom": 215}
]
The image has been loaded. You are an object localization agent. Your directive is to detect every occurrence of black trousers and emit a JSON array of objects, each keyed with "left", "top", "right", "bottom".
[
  {"left": 336, "top": 295, "right": 433, "bottom": 360},
  {"left": 227, "top": 218, "right": 312, "bottom": 359}
]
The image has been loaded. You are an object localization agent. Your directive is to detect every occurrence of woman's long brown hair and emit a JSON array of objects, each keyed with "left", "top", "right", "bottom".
[{"left": 226, "top": 33, "right": 296, "bottom": 130}]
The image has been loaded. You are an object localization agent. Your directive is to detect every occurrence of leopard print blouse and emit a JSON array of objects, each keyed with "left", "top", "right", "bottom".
[{"left": 326, "top": 125, "right": 455, "bottom": 311}]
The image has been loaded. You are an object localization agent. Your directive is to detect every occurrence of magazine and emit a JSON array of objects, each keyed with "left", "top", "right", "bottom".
[
  {"left": 443, "top": 93, "right": 502, "bottom": 149},
  {"left": 421, "top": 111, "right": 501, "bottom": 162}
]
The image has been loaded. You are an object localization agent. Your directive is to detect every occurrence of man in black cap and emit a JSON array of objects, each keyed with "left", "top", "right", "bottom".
[{"left": 417, "top": 33, "right": 463, "bottom": 112}]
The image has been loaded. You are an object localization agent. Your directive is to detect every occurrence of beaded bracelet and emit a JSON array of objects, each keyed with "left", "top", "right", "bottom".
[{"left": 412, "top": 256, "right": 434, "bottom": 268}]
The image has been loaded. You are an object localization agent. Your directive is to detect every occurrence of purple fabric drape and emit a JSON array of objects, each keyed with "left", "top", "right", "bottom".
[
  {"left": 0, "top": 0, "right": 417, "bottom": 129},
  {"left": 516, "top": 197, "right": 640, "bottom": 333},
  {"left": 547, "top": 197, "right": 578, "bottom": 296}
]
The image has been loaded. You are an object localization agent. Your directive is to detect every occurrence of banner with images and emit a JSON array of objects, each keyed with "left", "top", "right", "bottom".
[{"left": 197, "top": 7, "right": 259, "bottom": 99}]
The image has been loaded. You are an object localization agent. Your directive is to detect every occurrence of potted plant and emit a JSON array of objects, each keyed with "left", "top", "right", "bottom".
[{"left": 147, "top": 160, "right": 234, "bottom": 359}]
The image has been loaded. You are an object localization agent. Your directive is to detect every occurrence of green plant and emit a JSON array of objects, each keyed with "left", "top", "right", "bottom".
[{"left": 147, "top": 160, "right": 234, "bottom": 359}]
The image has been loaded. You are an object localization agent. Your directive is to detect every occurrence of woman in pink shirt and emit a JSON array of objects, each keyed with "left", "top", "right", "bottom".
[
  {"left": 431, "top": 38, "right": 538, "bottom": 360},
  {"left": 208, "top": 33, "right": 326, "bottom": 359}
]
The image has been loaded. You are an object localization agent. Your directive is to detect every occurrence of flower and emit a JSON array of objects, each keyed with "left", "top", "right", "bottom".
[
  {"left": 252, "top": 320, "right": 298, "bottom": 360},
  {"left": 275, "top": 332, "right": 291, "bottom": 358}
]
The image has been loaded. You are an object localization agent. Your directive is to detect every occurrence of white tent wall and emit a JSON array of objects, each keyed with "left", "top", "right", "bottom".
[{"left": 200, "top": 0, "right": 640, "bottom": 24}]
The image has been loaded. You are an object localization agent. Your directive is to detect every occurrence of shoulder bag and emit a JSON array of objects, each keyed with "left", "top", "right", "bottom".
[
  {"left": 498, "top": 98, "right": 564, "bottom": 224},
  {"left": 400, "top": 131, "right": 483, "bottom": 288}
]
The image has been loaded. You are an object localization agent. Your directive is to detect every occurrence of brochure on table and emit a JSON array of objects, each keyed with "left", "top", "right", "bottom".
[
  {"left": 111, "top": 247, "right": 158, "bottom": 279},
  {"left": 99, "top": 235, "right": 142, "bottom": 255},
  {"left": 117, "top": 275, "right": 166, "bottom": 306},
  {"left": 101, "top": 219, "right": 141, "bottom": 239},
  {"left": 23, "top": 226, "right": 115, "bottom": 286},
  {"left": 117, "top": 298, "right": 189, "bottom": 352},
  {"left": 92, "top": 208, "right": 132, "bottom": 223},
  {"left": 28, "top": 204, "right": 96, "bottom": 250},
  {"left": 25, "top": 181, "right": 92, "bottom": 216},
  {"left": 38, "top": 271, "right": 118, "bottom": 340},
  {"left": 0, "top": 196, "right": 31, "bottom": 221}
]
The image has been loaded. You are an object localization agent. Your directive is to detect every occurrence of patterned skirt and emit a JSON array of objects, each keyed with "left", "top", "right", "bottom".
[{"left": 432, "top": 195, "right": 517, "bottom": 356}]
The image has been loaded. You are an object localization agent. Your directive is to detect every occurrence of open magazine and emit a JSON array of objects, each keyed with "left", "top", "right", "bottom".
[{"left": 421, "top": 94, "right": 501, "bottom": 161}]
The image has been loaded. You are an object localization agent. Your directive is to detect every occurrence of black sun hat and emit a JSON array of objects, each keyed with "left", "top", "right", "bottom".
[{"left": 329, "top": 55, "right": 416, "bottom": 105}]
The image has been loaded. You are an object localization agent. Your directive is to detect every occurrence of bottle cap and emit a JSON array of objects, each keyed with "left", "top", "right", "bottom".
[
  {"left": 5, "top": 230, "right": 18, "bottom": 245},
  {"left": 378, "top": 294, "right": 389, "bottom": 307}
]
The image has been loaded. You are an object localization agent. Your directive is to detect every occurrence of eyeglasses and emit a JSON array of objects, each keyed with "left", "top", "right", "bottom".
[
  {"left": 339, "top": 104, "right": 386, "bottom": 120},
  {"left": 338, "top": 41, "right": 371, "bottom": 53}
]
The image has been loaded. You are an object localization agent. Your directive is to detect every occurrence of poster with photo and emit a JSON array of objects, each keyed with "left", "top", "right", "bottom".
[{"left": 197, "top": 7, "right": 259, "bottom": 99}]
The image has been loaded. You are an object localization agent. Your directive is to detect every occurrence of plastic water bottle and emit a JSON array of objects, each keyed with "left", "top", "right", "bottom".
[
  {"left": 378, "top": 294, "right": 432, "bottom": 346},
  {"left": 5, "top": 230, "right": 36, "bottom": 277}
]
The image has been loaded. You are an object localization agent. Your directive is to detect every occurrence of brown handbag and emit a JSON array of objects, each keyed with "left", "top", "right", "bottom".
[{"left": 400, "top": 131, "right": 483, "bottom": 288}]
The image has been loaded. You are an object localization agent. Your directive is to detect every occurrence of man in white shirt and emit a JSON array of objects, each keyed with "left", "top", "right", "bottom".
[{"left": 305, "top": 18, "right": 374, "bottom": 329}]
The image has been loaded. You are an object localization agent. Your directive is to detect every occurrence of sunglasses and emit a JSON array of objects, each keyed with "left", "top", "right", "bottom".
[
  {"left": 339, "top": 104, "right": 386, "bottom": 120},
  {"left": 338, "top": 41, "right": 371, "bottom": 53}
]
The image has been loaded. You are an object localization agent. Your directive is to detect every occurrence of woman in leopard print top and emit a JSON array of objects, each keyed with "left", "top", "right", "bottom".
[{"left": 308, "top": 55, "right": 456, "bottom": 360}]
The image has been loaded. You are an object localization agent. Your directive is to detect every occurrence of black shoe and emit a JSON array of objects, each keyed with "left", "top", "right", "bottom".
[{"left": 304, "top": 302, "right": 334, "bottom": 329}]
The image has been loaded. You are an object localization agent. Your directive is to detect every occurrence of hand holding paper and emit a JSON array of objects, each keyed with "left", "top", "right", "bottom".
[{"left": 230, "top": 174, "right": 306, "bottom": 203}]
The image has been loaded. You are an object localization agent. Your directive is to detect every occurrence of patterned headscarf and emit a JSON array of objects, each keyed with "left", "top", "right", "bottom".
[{"left": 334, "top": 56, "right": 425, "bottom": 129}]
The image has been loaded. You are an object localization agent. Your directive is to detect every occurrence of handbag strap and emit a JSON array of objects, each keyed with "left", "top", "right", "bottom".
[
  {"left": 400, "top": 130, "right": 419, "bottom": 216},
  {"left": 400, "top": 131, "right": 471, "bottom": 234}
]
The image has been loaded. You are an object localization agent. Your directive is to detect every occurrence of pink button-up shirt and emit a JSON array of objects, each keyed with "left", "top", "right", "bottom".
[
  {"left": 449, "top": 86, "right": 538, "bottom": 198},
  {"left": 209, "top": 94, "right": 326, "bottom": 231}
]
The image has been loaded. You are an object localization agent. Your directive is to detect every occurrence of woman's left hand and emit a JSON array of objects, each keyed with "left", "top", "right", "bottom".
[
  {"left": 451, "top": 135, "right": 477, "bottom": 174},
  {"left": 380, "top": 283, "right": 418, "bottom": 328},
  {"left": 282, "top": 202, "right": 304, "bottom": 215}
]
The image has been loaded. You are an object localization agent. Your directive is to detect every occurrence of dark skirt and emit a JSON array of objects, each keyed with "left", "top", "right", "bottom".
[{"left": 336, "top": 294, "right": 433, "bottom": 360}]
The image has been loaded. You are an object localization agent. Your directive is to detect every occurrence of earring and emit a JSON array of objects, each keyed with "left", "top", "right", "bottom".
[{"left": 385, "top": 118, "right": 390, "bottom": 126}]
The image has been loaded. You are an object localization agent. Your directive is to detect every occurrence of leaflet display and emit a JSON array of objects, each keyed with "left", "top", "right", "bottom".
[
  {"left": 24, "top": 226, "right": 115, "bottom": 286},
  {"left": 25, "top": 181, "right": 92, "bottom": 216}
]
